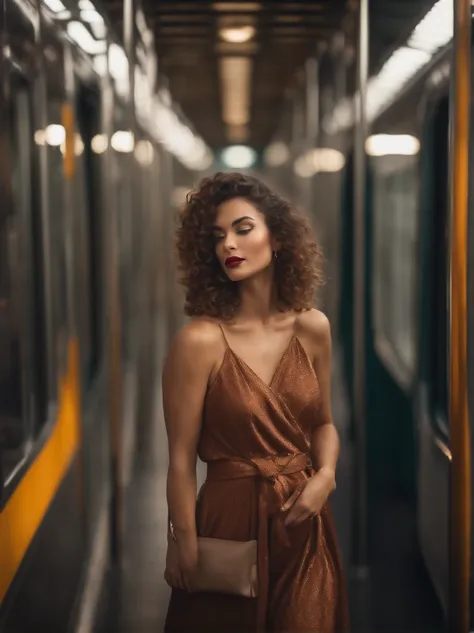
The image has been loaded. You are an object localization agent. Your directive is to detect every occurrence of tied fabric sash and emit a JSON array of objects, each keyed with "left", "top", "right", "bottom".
[{"left": 206, "top": 453, "right": 314, "bottom": 632}]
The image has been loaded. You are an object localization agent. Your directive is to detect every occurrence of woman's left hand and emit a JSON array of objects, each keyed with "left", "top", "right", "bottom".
[{"left": 281, "top": 468, "right": 336, "bottom": 527}]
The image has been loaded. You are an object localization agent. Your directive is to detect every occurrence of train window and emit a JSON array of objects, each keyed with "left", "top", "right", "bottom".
[
  {"left": 76, "top": 87, "right": 103, "bottom": 388},
  {"left": 1, "top": 77, "right": 48, "bottom": 484},
  {"left": 371, "top": 153, "right": 419, "bottom": 384},
  {"left": 46, "top": 97, "right": 69, "bottom": 370},
  {"left": 112, "top": 109, "right": 134, "bottom": 363},
  {"left": 429, "top": 98, "right": 449, "bottom": 435}
]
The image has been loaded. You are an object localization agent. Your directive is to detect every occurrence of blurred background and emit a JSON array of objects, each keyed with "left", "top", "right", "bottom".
[{"left": 0, "top": 1, "right": 472, "bottom": 632}]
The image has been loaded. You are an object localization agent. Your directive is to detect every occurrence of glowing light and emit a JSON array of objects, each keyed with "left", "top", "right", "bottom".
[
  {"left": 34, "top": 130, "right": 46, "bottom": 146},
  {"left": 294, "top": 148, "right": 345, "bottom": 178},
  {"left": 67, "top": 21, "right": 106, "bottom": 55},
  {"left": 366, "top": 134, "right": 420, "bottom": 156},
  {"left": 43, "top": 0, "right": 66, "bottom": 12},
  {"left": 111, "top": 131, "right": 134, "bottom": 153},
  {"left": 151, "top": 99, "right": 213, "bottom": 171},
  {"left": 294, "top": 154, "right": 315, "bottom": 179},
  {"left": 264, "top": 142, "right": 290, "bottom": 167},
  {"left": 91, "top": 134, "right": 108, "bottom": 154},
  {"left": 220, "top": 57, "right": 251, "bottom": 127},
  {"left": 134, "top": 140, "right": 154, "bottom": 166},
  {"left": 325, "top": 0, "right": 453, "bottom": 133},
  {"left": 408, "top": 0, "right": 453, "bottom": 53},
  {"left": 219, "top": 26, "right": 256, "bottom": 43},
  {"left": 221, "top": 145, "right": 256, "bottom": 169},
  {"left": 45, "top": 124, "right": 66, "bottom": 146}
]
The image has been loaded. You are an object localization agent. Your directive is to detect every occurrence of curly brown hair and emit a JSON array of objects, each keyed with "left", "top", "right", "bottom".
[{"left": 175, "top": 171, "right": 324, "bottom": 319}]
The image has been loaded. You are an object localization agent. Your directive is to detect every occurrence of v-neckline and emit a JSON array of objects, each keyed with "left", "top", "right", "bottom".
[{"left": 227, "top": 334, "right": 297, "bottom": 391}]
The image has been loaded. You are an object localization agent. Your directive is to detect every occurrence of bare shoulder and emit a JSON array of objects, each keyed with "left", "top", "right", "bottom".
[
  {"left": 295, "top": 309, "right": 331, "bottom": 366},
  {"left": 173, "top": 318, "right": 222, "bottom": 350},
  {"left": 165, "top": 317, "right": 223, "bottom": 370},
  {"left": 296, "top": 309, "right": 331, "bottom": 344}
]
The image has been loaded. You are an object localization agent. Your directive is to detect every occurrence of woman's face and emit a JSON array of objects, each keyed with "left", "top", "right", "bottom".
[{"left": 213, "top": 197, "right": 275, "bottom": 282}]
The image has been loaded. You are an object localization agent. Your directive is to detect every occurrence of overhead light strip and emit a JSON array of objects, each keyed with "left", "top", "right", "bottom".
[
  {"left": 40, "top": 0, "right": 212, "bottom": 171},
  {"left": 324, "top": 0, "right": 453, "bottom": 134},
  {"left": 220, "top": 57, "right": 251, "bottom": 127}
]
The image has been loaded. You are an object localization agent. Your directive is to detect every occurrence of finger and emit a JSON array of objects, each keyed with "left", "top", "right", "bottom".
[
  {"left": 281, "top": 484, "right": 304, "bottom": 513},
  {"left": 284, "top": 507, "right": 312, "bottom": 527}
]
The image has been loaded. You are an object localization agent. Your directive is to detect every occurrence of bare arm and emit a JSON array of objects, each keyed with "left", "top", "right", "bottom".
[
  {"left": 162, "top": 322, "right": 216, "bottom": 543},
  {"left": 310, "top": 313, "right": 339, "bottom": 489},
  {"left": 282, "top": 311, "right": 339, "bottom": 525}
]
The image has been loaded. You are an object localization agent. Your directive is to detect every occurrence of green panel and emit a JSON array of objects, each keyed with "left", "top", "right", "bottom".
[{"left": 338, "top": 154, "right": 416, "bottom": 503}]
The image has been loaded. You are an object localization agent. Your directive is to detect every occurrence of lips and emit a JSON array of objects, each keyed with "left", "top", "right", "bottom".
[{"left": 225, "top": 256, "right": 245, "bottom": 268}]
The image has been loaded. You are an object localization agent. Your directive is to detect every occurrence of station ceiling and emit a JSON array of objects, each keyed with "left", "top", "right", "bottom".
[{"left": 103, "top": 0, "right": 437, "bottom": 150}]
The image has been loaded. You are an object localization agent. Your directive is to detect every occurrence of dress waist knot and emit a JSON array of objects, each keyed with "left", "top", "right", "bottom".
[{"left": 206, "top": 453, "right": 314, "bottom": 632}]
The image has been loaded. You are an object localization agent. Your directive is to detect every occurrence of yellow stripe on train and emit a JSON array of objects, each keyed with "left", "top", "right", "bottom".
[{"left": 0, "top": 340, "right": 80, "bottom": 602}]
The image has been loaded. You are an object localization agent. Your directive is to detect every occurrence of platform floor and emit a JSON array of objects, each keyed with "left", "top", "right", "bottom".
[{"left": 94, "top": 349, "right": 445, "bottom": 633}]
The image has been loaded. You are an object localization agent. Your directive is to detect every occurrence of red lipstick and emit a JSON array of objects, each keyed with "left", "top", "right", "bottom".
[{"left": 225, "top": 256, "right": 245, "bottom": 268}]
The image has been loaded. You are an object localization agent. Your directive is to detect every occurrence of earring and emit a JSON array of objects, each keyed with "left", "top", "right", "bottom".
[{"left": 273, "top": 251, "right": 278, "bottom": 259}]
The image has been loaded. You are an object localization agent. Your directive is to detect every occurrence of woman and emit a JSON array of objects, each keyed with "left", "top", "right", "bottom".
[{"left": 163, "top": 172, "right": 348, "bottom": 633}]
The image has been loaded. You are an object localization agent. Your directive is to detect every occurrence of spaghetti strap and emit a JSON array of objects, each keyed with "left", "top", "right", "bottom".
[{"left": 217, "top": 323, "right": 230, "bottom": 348}]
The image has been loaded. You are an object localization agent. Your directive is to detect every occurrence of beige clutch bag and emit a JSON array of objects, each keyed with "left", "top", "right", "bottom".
[
  {"left": 194, "top": 537, "right": 258, "bottom": 597},
  {"left": 168, "top": 521, "right": 258, "bottom": 598}
]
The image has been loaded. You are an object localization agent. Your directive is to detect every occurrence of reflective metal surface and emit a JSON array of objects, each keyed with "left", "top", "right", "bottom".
[
  {"left": 352, "top": 0, "right": 369, "bottom": 573},
  {"left": 448, "top": 0, "right": 471, "bottom": 630}
]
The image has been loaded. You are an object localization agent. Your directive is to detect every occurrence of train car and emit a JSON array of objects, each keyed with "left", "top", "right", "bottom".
[
  {"left": 0, "top": 1, "right": 209, "bottom": 631},
  {"left": 264, "top": 0, "right": 473, "bottom": 624}
]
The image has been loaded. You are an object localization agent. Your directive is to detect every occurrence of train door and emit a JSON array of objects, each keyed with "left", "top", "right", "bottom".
[
  {"left": 416, "top": 94, "right": 450, "bottom": 612},
  {"left": 73, "top": 77, "right": 111, "bottom": 554},
  {"left": 0, "top": 37, "right": 48, "bottom": 503}
]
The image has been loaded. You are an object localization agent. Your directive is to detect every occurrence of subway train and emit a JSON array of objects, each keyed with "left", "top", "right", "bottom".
[
  {"left": 264, "top": 0, "right": 470, "bottom": 623},
  {"left": 0, "top": 1, "right": 208, "bottom": 631}
]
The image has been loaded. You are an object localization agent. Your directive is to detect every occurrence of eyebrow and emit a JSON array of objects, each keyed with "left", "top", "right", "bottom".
[{"left": 212, "top": 215, "right": 255, "bottom": 231}]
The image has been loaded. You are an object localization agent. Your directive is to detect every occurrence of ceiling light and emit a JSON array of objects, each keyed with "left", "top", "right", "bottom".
[
  {"left": 220, "top": 26, "right": 256, "bottom": 43},
  {"left": 408, "top": 0, "right": 452, "bottom": 53},
  {"left": 264, "top": 142, "right": 290, "bottom": 167},
  {"left": 324, "top": 0, "right": 453, "bottom": 134},
  {"left": 294, "top": 154, "right": 315, "bottom": 179},
  {"left": 43, "top": 0, "right": 66, "bottom": 12},
  {"left": 109, "top": 44, "right": 129, "bottom": 98},
  {"left": 151, "top": 99, "right": 213, "bottom": 172},
  {"left": 294, "top": 148, "right": 345, "bottom": 178},
  {"left": 222, "top": 145, "right": 256, "bottom": 169},
  {"left": 91, "top": 134, "right": 108, "bottom": 154},
  {"left": 220, "top": 57, "right": 251, "bottom": 127},
  {"left": 111, "top": 131, "right": 134, "bottom": 153},
  {"left": 80, "top": 10, "right": 104, "bottom": 24},
  {"left": 34, "top": 130, "right": 46, "bottom": 146},
  {"left": 67, "top": 21, "right": 106, "bottom": 55},
  {"left": 366, "top": 134, "right": 420, "bottom": 156},
  {"left": 93, "top": 54, "right": 107, "bottom": 77},
  {"left": 75, "top": 134, "right": 84, "bottom": 156},
  {"left": 45, "top": 124, "right": 65, "bottom": 146},
  {"left": 311, "top": 148, "right": 345, "bottom": 172},
  {"left": 134, "top": 140, "right": 154, "bottom": 166}
]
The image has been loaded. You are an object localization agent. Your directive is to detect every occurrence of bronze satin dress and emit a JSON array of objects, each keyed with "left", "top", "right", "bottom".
[{"left": 165, "top": 331, "right": 349, "bottom": 633}]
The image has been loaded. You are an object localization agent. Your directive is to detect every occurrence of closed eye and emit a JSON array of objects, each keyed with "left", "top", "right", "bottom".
[{"left": 212, "top": 226, "right": 253, "bottom": 241}]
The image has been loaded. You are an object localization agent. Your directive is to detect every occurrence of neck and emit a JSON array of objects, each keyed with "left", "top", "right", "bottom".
[{"left": 237, "top": 267, "right": 278, "bottom": 324}]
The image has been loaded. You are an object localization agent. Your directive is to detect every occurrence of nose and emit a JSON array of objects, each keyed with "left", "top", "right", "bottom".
[{"left": 223, "top": 234, "right": 237, "bottom": 252}]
